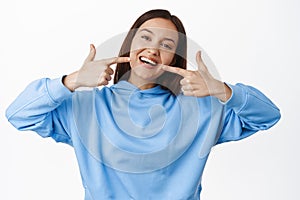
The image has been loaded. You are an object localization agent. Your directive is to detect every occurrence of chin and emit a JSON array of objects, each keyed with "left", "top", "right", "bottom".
[{"left": 139, "top": 71, "right": 164, "bottom": 81}]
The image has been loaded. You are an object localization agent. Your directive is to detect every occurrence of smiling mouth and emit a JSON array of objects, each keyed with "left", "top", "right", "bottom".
[{"left": 139, "top": 56, "right": 158, "bottom": 66}]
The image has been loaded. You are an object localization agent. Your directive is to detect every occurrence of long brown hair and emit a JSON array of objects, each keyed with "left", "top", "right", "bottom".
[{"left": 114, "top": 9, "right": 187, "bottom": 95}]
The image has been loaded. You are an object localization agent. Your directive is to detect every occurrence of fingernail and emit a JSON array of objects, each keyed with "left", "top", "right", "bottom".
[{"left": 90, "top": 44, "right": 95, "bottom": 50}]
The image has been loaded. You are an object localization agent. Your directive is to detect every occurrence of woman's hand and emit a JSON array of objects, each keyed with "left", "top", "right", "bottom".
[
  {"left": 162, "top": 51, "right": 232, "bottom": 102},
  {"left": 63, "top": 44, "right": 130, "bottom": 91}
]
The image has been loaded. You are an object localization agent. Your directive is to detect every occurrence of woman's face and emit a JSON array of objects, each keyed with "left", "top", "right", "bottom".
[{"left": 129, "top": 18, "right": 179, "bottom": 87}]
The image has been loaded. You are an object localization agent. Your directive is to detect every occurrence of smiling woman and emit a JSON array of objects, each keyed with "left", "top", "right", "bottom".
[
  {"left": 5, "top": 9, "right": 281, "bottom": 200},
  {"left": 127, "top": 18, "right": 179, "bottom": 90},
  {"left": 114, "top": 10, "right": 187, "bottom": 94}
]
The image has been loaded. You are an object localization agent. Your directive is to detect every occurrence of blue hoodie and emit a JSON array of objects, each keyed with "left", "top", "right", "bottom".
[{"left": 6, "top": 77, "right": 280, "bottom": 200}]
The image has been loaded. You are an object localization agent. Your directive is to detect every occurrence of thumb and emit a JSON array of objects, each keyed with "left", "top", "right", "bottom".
[
  {"left": 84, "top": 44, "right": 96, "bottom": 63},
  {"left": 196, "top": 51, "right": 208, "bottom": 72}
]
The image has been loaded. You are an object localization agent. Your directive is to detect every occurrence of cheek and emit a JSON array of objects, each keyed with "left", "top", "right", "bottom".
[
  {"left": 129, "top": 41, "right": 143, "bottom": 66},
  {"left": 131, "top": 37, "right": 144, "bottom": 52},
  {"left": 129, "top": 48, "right": 140, "bottom": 68},
  {"left": 161, "top": 52, "right": 175, "bottom": 65},
  {"left": 129, "top": 50, "right": 135, "bottom": 60}
]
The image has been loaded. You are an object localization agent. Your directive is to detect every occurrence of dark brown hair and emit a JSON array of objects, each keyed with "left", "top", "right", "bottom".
[{"left": 113, "top": 9, "right": 187, "bottom": 95}]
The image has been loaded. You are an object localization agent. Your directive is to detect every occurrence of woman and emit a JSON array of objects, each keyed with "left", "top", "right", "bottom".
[{"left": 6, "top": 9, "right": 280, "bottom": 200}]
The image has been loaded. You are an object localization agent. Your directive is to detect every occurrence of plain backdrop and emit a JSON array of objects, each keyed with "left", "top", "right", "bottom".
[{"left": 1, "top": 0, "right": 299, "bottom": 199}]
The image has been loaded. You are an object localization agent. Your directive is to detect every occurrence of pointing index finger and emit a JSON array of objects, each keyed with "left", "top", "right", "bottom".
[
  {"left": 105, "top": 57, "right": 131, "bottom": 65},
  {"left": 161, "top": 64, "right": 187, "bottom": 77}
]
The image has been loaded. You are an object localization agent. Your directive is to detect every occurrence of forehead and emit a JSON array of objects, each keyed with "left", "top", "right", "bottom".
[
  {"left": 138, "top": 18, "right": 179, "bottom": 39},
  {"left": 140, "top": 18, "right": 178, "bottom": 30}
]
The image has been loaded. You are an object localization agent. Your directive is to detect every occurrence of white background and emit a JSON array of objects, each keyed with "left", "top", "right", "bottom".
[{"left": 0, "top": 0, "right": 299, "bottom": 199}]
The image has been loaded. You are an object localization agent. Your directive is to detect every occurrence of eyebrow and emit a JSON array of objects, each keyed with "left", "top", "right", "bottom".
[{"left": 139, "top": 28, "right": 177, "bottom": 44}]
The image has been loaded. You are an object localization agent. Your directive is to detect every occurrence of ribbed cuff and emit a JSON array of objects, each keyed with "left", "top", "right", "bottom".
[
  {"left": 219, "top": 83, "right": 247, "bottom": 113},
  {"left": 46, "top": 76, "right": 73, "bottom": 104}
]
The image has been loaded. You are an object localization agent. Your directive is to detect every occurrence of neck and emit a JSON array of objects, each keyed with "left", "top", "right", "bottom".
[{"left": 128, "top": 76, "right": 157, "bottom": 90}]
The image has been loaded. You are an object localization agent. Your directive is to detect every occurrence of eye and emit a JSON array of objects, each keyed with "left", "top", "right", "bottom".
[
  {"left": 160, "top": 42, "right": 173, "bottom": 50},
  {"left": 141, "top": 35, "right": 151, "bottom": 41}
]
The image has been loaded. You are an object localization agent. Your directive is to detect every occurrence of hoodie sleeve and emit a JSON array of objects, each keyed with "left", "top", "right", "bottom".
[
  {"left": 5, "top": 77, "right": 74, "bottom": 145},
  {"left": 216, "top": 83, "right": 281, "bottom": 144}
]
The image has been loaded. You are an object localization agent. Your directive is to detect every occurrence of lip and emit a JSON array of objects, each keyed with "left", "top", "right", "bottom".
[
  {"left": 138, "top": 56, "right": 159, "bottom": 69},
  {"left": 139, "top": 63, "right": 157, "bottom": 69}
]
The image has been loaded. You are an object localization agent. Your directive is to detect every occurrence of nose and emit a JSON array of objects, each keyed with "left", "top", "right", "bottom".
[{"left": 147, "top": 47, "right": 159, "bottom": 56}]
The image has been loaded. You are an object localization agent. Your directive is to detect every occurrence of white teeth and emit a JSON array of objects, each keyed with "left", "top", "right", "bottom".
[{"left": 140, "top": 56, "right": 157, "bottom": 66}]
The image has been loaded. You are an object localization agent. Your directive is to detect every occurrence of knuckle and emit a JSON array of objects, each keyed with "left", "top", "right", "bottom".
[{"left": 186, "top": 71, "right": 193, "bottom": 76}]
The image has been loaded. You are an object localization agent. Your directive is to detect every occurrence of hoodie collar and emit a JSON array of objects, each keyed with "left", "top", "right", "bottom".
[{"left": 111, "top": 80, "right": 170, "bottom": 95}]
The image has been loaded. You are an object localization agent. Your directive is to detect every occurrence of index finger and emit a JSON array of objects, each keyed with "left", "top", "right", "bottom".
[
  {"left": 104, "top": 57, "right": 131, "bottom": 65},
  {"left": 161, "top": 64, "right": 187, "bottom": 77}
]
